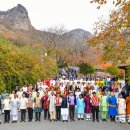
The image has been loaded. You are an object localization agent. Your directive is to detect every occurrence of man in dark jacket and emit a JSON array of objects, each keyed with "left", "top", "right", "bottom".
[{"left": 61, "top": 93, "right": 69, "bottom": 122}]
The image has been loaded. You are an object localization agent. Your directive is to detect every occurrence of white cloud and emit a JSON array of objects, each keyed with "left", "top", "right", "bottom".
[{"left": 0, "top": 0, "right": 114, "bottom": 33}]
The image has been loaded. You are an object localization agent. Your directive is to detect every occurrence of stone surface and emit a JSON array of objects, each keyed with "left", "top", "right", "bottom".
[
  {"left": 0, "top": 4, "right": 32, "bottom": 30},
  {"left": 0, "top": 113, "right": 129, "bottom": 130}
]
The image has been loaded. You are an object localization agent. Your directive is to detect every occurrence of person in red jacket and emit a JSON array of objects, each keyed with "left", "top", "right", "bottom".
[
  {"left": 41, "top": 92, "right": 49, "bottom": 120},
  {"left": 91, "top": 92, "right": 100, "bottom": 122}
]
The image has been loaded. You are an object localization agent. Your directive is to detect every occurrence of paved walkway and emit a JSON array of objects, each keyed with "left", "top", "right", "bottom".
[{"left": 0, "top": 113, "right": 129, "bottom": 130}]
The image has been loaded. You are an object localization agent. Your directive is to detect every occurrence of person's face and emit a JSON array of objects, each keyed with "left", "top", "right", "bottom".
[
  {"left": 111, "top": 92, "right": 114, "bottom": 97},
  {"left": 93, "top": 93, "right": 96, "bottom": 97},
  {"left": 22, "top": 94, "right": 25, "bottom": 98},
  {"left": 79, "top": 95, "right": 82, "bottom": 99},
  {"left": 86, "top": 93, "right": 89, "bottom": 96},
  {"left": 77, "top": 89, "right": 79, "bottom": 92},
  {"left": 6, "top": 95, "right": 9, "bottom": 99},
  {"left": 37, "top": 93, "right": 40, "bottom": 97},
  {"left": 119, "top": 94, "right": 122, "bottom": 98},
  {"left": 70, "top": 93, "right": 73, "bottom": 96}
]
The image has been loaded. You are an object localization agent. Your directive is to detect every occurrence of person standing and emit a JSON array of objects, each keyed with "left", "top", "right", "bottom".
[
  {"left": 61, "top": 93, "right": 69, "bottom": 122},
  {"left": 55, "top": 94, "right": 62, "bottom": 121},
  {"left": 91, "top": 92, "right": 100, "bottom": 122},
  {"left": 10, "top": 94, "right": 19, "bottom": 123},
  {"left": 27, "top": 93, "right": 33, "bottom": 122},
  {"left": 68, "top": 92, "right": 76, "bottom": 121},
  {"left": 14, "top": 86, "right": 19, "bottom": 94},
  {"left": 49, "top": 92, "right": 56, "bottom": 121},
  {"left": 0, "top": 96, "right": 2, "bottom": 124},
  {"left": 34, "top": 92, "right": 42, "bottom": 121},
  {"left": 84, "top": 92, "right": 92, "bottom": 121},
  {"left": 3, "top": 95, "right": 11, "bottom": 123},
  {"left": 126, "top": 92, "right": 130, "bottom": 124},
  {"left": 17, "top": 88, "right": 23, "bottom": 99},
  {"left": 19, "top": 93, "right": 28, "bottom": 122},
  {"left": 41, "top": 92, "right": 49, "bottom": 120},
  {"left": 108, "top": 92, "right": 117, "bottom": 122},
  {"left": 100, "top": 92, "right": 108, "bottom": 121},
  {"left": 118, "top": 93, "right": 126, "bottom": 123},
  {"left": 76, "top": 94, "right": 84, "bottom": 120}
]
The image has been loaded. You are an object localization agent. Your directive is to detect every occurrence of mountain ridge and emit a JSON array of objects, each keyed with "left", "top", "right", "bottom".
[{"left": 0, "top": 4, "right": 93, "bottom": 48}]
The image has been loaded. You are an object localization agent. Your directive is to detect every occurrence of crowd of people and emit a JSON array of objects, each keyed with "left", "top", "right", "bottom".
[{"left": 0, "top": 74, "right": 130, "bottom": 125}]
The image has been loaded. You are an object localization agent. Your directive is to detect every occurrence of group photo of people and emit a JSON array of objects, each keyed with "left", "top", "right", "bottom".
[{"left": 0, "top": 69, "right": 130, "bottom": 125}]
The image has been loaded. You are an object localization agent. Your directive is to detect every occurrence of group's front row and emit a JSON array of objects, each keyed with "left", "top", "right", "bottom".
[{"left": 1, "top": 91, "right": 130, "bottom": 124}]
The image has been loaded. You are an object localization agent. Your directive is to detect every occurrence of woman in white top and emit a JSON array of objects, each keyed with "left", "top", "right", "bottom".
[{"left": 118, "top": 93, "right": 126, "bottom": 123}]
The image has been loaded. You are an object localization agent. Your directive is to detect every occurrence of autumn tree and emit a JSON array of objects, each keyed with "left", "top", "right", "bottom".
[
  {"left": 0, "top": 39, "right": 58, "bottom": 93},
  {"left": 87, "top": 0, "right": 130, "bottom": 65}
]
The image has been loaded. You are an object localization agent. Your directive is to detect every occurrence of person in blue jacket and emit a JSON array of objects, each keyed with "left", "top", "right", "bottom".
[{"left": 108, "top": 92, "right": 117, "bottom": 122}]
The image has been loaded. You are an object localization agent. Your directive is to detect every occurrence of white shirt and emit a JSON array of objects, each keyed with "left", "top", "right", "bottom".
[
  {"left": 19, "top": 97, "right": 28, "bottom": 109},
  {"left": 75, "top": 91, "right": 81, "bottom": 98},
  {"left": 22, "top": 87, "right": 27, "bottom": 92},
  {"left": 39, "top": 90, "right": 44, "bottom": 98},
  {"left": 17, "top": 91, "right": 23, "bottom": 99},
  {"left": 42, "top": 85, "right": 48, "bottom": 92},
  {"left": 3, "top": 99, "right": 11, "bottom": 110}
]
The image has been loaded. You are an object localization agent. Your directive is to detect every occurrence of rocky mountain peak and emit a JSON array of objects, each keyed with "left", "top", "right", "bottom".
[{"left": 0, "top": 4, "right": 32, "bottom": 30}]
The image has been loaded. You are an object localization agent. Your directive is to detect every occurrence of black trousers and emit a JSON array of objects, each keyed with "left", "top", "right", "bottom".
[
  {"left": 4, "top": 110, "right": 10, "bottom": 122},
  {"left": 44, "top": 109, "right": 49, "bottom": 120},
  {"left": 110, "top": 115, "right": 115, "bottom": 121},
  {"left": 21, "top": 109, "right": 26, "bottom": 121},
  {"left": 56, "top": 106, "right": 61, "bottom": 120},
  {"left": 69, "top": 105, "right": 75, "bottom": 120},
  {"left": 35, "top": 112, "right": 41, "bottom": 121},
  {"left": 92, "top": 106, "right": 99, "bottom": 121},
  {"left": 28, "top": 108, "right": 33, "bottom": 121}
]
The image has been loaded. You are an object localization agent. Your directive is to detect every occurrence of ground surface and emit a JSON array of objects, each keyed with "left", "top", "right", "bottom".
[{"left": 0, "top": 113, "right": 129, "bottom": 130}]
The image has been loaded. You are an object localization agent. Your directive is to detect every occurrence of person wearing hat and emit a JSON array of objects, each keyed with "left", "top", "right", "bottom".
[{"left": 91, "top": 92, "right": 100, "bottom": 122}]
